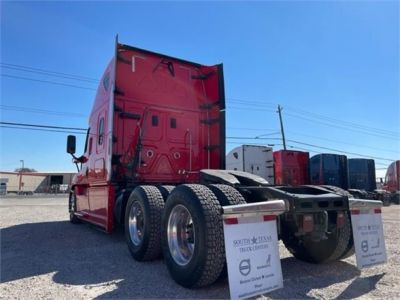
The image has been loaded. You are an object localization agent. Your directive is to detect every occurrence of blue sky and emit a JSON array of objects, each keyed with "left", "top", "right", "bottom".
[{"left": 0, "top": 1, "right": 399, "bottom": 175}]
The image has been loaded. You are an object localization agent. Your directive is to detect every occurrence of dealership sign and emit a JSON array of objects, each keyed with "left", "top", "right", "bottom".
[
  {"left": 350, "top": 207, "right": 387, "bottom": 269},
  {"left": 223, "top": 214, "right": 283, "bottom": 299}
]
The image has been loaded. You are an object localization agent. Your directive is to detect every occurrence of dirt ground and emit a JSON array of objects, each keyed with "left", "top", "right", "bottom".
[{"left": 1, "top": 194, "right": 399, "bottom": 299}]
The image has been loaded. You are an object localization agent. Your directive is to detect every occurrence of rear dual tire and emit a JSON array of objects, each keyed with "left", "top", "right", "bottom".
[
  {"left": 125, "top": 184, "right": 243, "bottom": 287},
  {"left": 282, "top": 185, "right": 355, "bottom": 263},
  {"left": 161, "top": 184, "right": 225, "bottom": 288},
  {"left": 281, "top": 210, "right": 353, "bottom": 263},
  {"left": 125, "top": 186, "right": 164, "bottom": 261}
]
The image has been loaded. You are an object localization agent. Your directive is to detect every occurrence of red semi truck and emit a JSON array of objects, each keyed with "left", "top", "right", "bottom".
[
  {"left": 66, "top": 39, "right": 362, "bottom": 288},
  {"left": 380, "top": 160, "right": 400, "bottom": 204}
]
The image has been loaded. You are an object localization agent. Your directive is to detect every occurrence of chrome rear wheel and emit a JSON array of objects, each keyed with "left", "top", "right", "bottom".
[
  {"left": 128, "top": 201, "right": 144, "bottom": 246},
  {"left": 167, "top": 204, "right": 195, "bottom": 266}
]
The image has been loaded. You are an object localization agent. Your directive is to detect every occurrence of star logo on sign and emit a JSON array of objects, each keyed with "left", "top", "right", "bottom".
[{"left": 252, "top": 236, "right": 257, "bottom": 244}]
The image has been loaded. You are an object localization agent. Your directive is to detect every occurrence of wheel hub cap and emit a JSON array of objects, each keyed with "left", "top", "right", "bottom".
[
  {"left": 129, "top": 201, "right": 144, "bottom": 246},
  {"left": 167, "top": 204, "right": 195, "bottom": 266}
]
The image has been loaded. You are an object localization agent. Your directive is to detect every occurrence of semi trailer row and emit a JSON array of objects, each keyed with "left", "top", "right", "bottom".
[
  {"left": 227, "top": 146, "right": 399, "bottom": 203},
  {"left": 66, "top": 39, "right": 381, "bottom": 288}
]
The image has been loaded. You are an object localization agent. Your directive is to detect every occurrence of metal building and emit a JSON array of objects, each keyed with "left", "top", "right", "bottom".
[{"left": 0, "top": 172, "right": 75, "bottom": 194}]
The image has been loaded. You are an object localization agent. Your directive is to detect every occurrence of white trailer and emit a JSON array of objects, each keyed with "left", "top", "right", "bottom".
[{"left": 226, "top": 145, "right": 274, "bottom": 184}]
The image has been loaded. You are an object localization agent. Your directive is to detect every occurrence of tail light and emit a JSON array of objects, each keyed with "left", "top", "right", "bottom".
[
  {"left": 302, "top": 214, "right": 314, "bottom": 233},
  {"left": 336, "top": 212, "right": 345, "bottom": 228}
]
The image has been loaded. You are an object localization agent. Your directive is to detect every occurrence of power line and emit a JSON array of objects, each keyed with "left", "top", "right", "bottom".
[
  {"left": 0, "top": 121, "right": 87, "bottom": 131},
  {"left": 227, "top": 127, "right": 279, "bottom": 132},
  {"left": 1, "top": 65, "right": 99, "bottom": 84},
  {"left": 224, "top": 97, "right": 399, "bottom": 140},
  {"left": 0, "top": 125, "right": 86, "bottom": 135},
  {"left": 226, "top": 105, "right": 276, "bottom": 113},
  {"left": 227, "top": 98, "right": 277, "bottom": 108},
  {"left": 285, "top": 130, "right": 399, "bottom": 154},
  {"left": 1, "top": 74, "right": 97, "bottom": 91},
  {"left": 284, "top": 112, "right": 398, "bottom": 140},
  {"left": 0, "top": 105, "right": 87, "bottom": 118},
  {"left": 285, "top": 105, "right": 398, "bottom": 136},
  {"left": 0, "top": 63, "right": 99, "bottom": 83},
  {"left": 227, "top": 97, "right": 398, "bottom": 137},
  {"left": 227, "top": 104, "right": 398, "bottom": 140},
  {"left": 227, "top": 137, "right": 282, "bottom": 141}
]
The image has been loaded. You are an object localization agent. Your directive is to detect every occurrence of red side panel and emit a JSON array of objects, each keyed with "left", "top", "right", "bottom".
[
  {"left": 111, "top": 44, "right": 225, "bottom": 184},
  {"left": 274, "top": 150, "right": 310, "bottom": 186}
]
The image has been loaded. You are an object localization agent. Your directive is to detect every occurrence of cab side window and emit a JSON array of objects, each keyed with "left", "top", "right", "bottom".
[
  {"left": 98, "top": 117, "right": 104, "bottom": 145},
  {"left": 89, "top": 137, "right": 93, "bottom": 155}
]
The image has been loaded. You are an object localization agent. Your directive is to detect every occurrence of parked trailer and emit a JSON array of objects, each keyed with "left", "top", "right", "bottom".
[
  {"left": 310, "top": 153, "right": 349, "bottom": 189},
  {"left": 348, "top": 159, "right": 376, "bottom": 191},
  {"left": 310, "top": 154, "right": 379, "bottom": 200},
  {"left": 226, "top": 145, "right": 274, "bottom": 184},
  {"left": 274, "top": 150, "right": 309, "bottom": 186},
  {"left": 66, "top": 39, "right": 364, "bottom": 288},
  {"left": 348, "top": 158, "right": 377, "bottom": 200}
]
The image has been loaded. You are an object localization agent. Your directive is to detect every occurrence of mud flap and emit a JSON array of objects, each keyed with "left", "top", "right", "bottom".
[
  {"left": 222, "top": 200, "right": 287, "bottom": 299},
  {"left": 349, "top": 199, "right": 387, "bottom": 269}
]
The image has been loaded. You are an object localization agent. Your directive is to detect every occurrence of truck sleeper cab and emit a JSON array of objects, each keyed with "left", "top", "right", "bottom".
[
  {"left": 67, "top": 39, "right": 357, "bottom": 288},
  {"left": 310, "top": 153, "right": 349, "bottom": 189}
]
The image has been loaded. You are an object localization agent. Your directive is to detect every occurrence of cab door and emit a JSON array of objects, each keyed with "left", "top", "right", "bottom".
[
  {"left": 75, "top": 128, "right": 91, "bottom": 213},
  {"left": 88, "top": 109, "right": 109, "bottom": 227}
]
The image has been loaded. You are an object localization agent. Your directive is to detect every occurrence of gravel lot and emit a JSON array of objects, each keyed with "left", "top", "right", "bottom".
[{"left": 1, "top": 194, "right": 399, "bottom": 299}]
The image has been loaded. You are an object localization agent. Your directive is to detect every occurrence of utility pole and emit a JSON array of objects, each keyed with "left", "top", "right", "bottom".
[
  {"left": 19, "top": 160, "right": 24, "bottom": 194},
  {"left": 277, "top": 105, "right": 287, "bottom": 150}
]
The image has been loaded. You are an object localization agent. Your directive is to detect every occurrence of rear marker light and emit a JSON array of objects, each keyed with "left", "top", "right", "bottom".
[
  {"left": 263, "top": 215, "right": 276, "bottom": 222},
  {"left": 337, "top": 212, "right": 345, "bottom": 228},
  {"left": 374, "top": 208, "right": 382, "bottom": 214},
  {"left": 302, "top": 214, "right": 314, "bottom": 233},
  {"left": 224, "top": 218, "right": 238, "bottom": 225}
]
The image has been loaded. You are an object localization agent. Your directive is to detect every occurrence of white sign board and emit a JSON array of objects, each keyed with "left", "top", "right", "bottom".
[
  {"left": 223, "top": 215, "right": 283, "bottom": 299},
  {"left": 350, "top": 208, "right": 387, "bottom": 269}
]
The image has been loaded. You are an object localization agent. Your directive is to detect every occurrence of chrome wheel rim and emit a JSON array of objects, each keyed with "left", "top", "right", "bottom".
[
  {"left": 129, "top": 201, "right": 144, "bottom": 246},
  {"left": 167, "top": 204, "right": 195, "bottom": 266}
]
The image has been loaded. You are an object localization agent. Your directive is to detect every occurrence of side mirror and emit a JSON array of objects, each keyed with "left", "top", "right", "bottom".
[{"left": 67, "top": 135, "right": 76, "bottom": 154}]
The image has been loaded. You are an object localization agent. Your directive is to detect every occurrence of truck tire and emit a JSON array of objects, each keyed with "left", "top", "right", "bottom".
[
  {"left": 157, "top": 185, "right": 175, "bottom": 201},
  {"left": 208, "top": 184, "right": 247, "bottom": 280},
  {"left": 68, "top": 192, "right": 81, "bottom": 224},
  {"left": 339, "top": 242, "right": 355, "bottom": 260},
  {"left": 281, "top": 210, "right": 353, "bottom": 263},
  {"left": 125, "top": 185, "right": 164, "bottom": 261},
  {"left": 329, "top": 211, "right": 354, "bottom": 260},
  {"left": 161, "top": 184, "right": 225, "bottom": 288},
  {"left": 208, "top": 184, "right": 246, "bottom": 206}
]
